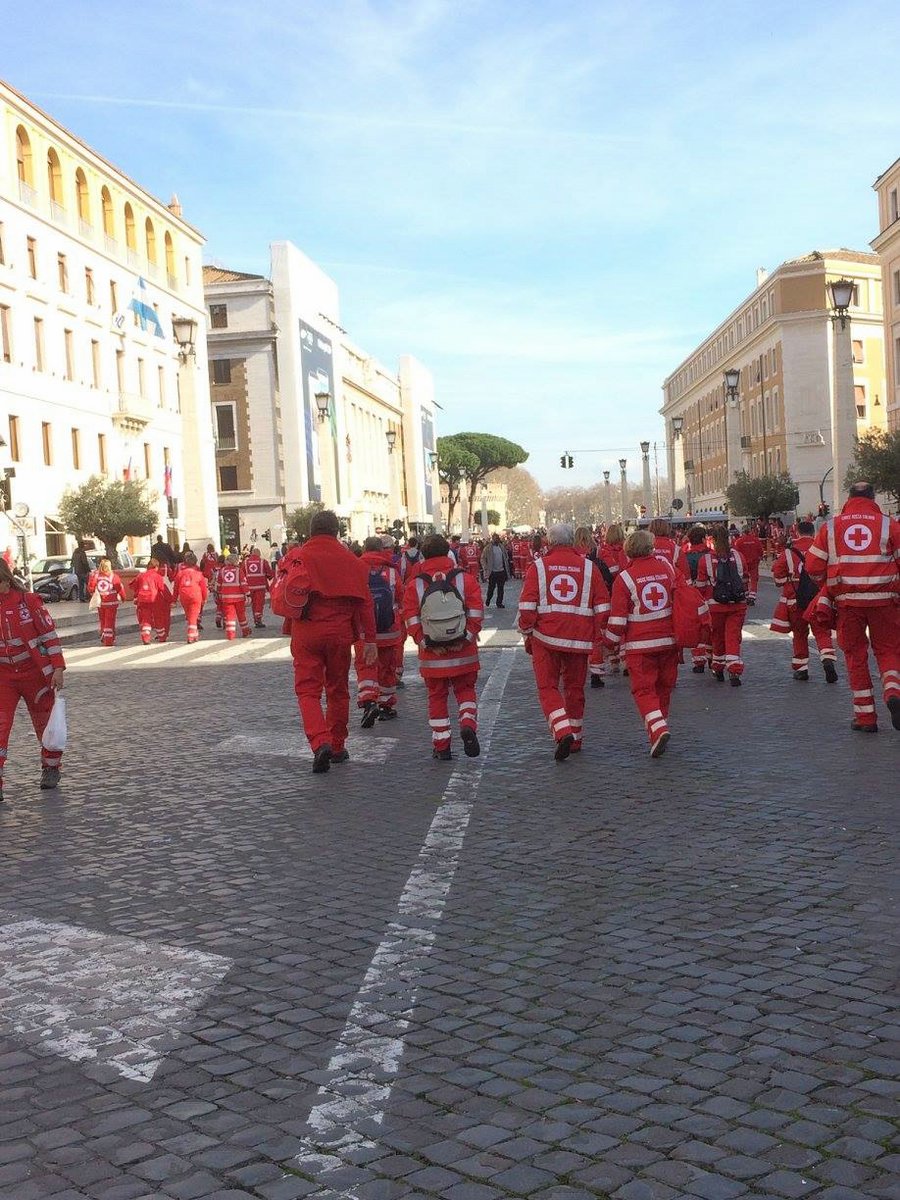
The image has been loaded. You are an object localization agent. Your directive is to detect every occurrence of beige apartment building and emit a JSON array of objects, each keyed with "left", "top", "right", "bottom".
[
  {"left": 871, "top": 157, "right": 900, "bottom": 432},
  {"left": 661, "top": 251, "right": 887, "bottom": 517}
]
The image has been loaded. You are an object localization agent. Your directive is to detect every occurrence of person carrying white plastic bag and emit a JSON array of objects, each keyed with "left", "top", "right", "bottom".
[
  {"left": 0, "top": 559, "right": 67, "bottom": 800},
  {"left": 42, "top": 693, "right": 67, "bottom": 753}
]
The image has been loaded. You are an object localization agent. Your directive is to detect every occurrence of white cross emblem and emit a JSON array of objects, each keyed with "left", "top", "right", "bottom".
[
  {"left": 549, "top": 573, "right": 579, "bottom": 602},
  {"left": 641, "top": 581, "right": 668, "bottom": 611},
  {"left": 844, "top": 523, "right": 873, "bottom": 552}
]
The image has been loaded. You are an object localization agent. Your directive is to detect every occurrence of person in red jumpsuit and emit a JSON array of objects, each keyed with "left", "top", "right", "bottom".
[
  {"left": 805, "top": 481, "right": 900, "bottom": 732},
  {"left": 131, "top": 558, "right": 167, "bottom": 645},
  {"left": 770, "top": 519, "right": 838, "bottom": 682},
  {"left": 173, "top": 552, "right": 209, "bottom": 643},
  {"left": 695, "top": 527, "right": 749, "bottom": 684},
  {"left": 87, "top": 558, "right": 127, "bottom": 646},
  {"left": 518, "top": 523, "right": 609, "bottom": 760},
  {"left": 458, "top": 540, "right": 481, "bottom": 581},
  {"left": 678, "top": 524, "right": 713, "bottom": 672},
  {"left": 591, "top": 523, "right": 627, "bottom": 682},
  {"left": 0, "top": 560, "right": 66, "bottom": 798},
  {"left": 354, "top": 536, "right": 404, "bottom": 725},
  {"left": 151, "top": 560, "right": 175, "bottom": 642},
  {"left": 200, "top": 543, "right": 219, "bottom": 580},
  {"left": 244, "top": 546, "right": 273, "bottom": 627},
  {"left": 605, "top": 529, "right": 679, "bottom": 757},
  {"left": 278, "top": 509, "right": 376, "bottom": 772},
  {"left": 733, "top": 525, "right": 765, "bottom": 605},
  {"left": 217, "top": 556, "right": 251, "bottom": 640},
  {"left": 649, "top": 518, "right": 679, "bottom": 569},
  {"left": 402, "top": 534, "right": 483, "bottom": 760}
]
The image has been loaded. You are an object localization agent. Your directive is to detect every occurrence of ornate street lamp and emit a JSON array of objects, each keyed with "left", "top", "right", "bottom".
[
  {"left": 829, "top": 278, "right": 855, "bottom": 330},
  {"left": 385, "top": 429, "right": 397, "bottom": 453},
  {"left": 314, "top": 389, "right": 331, "bottom": 421},
  {"left": 172, "top": 315, "right": 197, "bottom": 362},
  {"left": 723, "top": 367, "right": 741, "bottom": 406},
  {"left": 672, "top": 415, "right": 684, "bottom": 437}
]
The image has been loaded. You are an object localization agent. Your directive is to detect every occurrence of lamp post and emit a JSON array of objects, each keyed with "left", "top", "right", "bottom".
[
  {"left": 619, "top": 458, "right": 628, "bottom": 524},
  {"left": 480, "top": 480, "right": 489, "bottom": 536},
  {"left": 722, "top": 367, "right": 742, "bottom": 494},
  {"left": 314, "top": 389, "right": 331, "bottom": 421},
  {"left": 603, "top": 470, "right": 612, "bottom": 525},
  {"left": 640, "top": 440, "right": 653, "bottom": 518},
  {"left": 829, "top": 277, "right": 856, "bottom": 513}
]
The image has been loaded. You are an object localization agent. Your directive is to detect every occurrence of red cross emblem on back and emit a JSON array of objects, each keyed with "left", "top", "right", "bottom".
[
  {"left": 549, "top": 573, "right": 579, "bottom": 603},
  {"left": 844, "top": 523, "right": 873, "bottom": 552},
  {"left": 641, "top": 582, "right": 668, "bottom": 611}
]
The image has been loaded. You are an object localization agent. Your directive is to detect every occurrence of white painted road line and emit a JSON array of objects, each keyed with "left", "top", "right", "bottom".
[
  {"left": 216, "top": 732, "right": 399, "bottom": 765},
  {"left": 290, "top": 647, "right": 516, "bottom": 1181},
  {"left": 0, "top": 917, "right": 231, "bottom": 1083}
]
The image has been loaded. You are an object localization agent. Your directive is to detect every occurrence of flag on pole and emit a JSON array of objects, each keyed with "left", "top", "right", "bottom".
[
  {"left": 128, "top": 277, "right": 164, "bottom": 338},
  {"left": 123, "top": 457, "right": 132, "bottom": 482},
  {"left": 164, "top": 465, "right": 172, "bottom": 499}
]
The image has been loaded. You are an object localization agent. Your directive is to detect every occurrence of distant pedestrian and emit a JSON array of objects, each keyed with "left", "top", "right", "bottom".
[
  {"left": 87, "top": 558, "right": 126, "bottom": 646},
  {"left": 695, "top": 527, "right": 749, "bottom": 684},
  {"left": 71, "top": 542, "right": 91, "bottom": 602},
  {"left": 173, "top": 552, "right": 209, "bottom": 643},
  {"left": 481, "top": 533, "right": 510, "bottom": 608}
]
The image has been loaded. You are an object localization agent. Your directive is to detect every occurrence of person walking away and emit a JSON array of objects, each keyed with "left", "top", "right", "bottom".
[
  {"left": 152, "top": 534, "right": 173, "bottom": 569},
  {"left": 771, "top": 519, "right": 838, "bottom": 682},
  {"left": 173, "top": 552, "right": 209, "bottom": 643},
  {"left": 151, "top": 559, "right": 175, "bottom": 643},
  {"left": 481, "top": 533, "right": 510, "bottom": 609},
  {"left": 519, "top": 523, "right": 609, "bottom": 760},
  {"left": 604, "top": 529, "right": 679, "bottom": 758},
  {"left": 244, "top": 546, "right": 273, "bottom": 628},
  {"left": 402, "top": 534, "right": 483, "bottom": 760},
  {"left": 87, "top": 558, "right": 126, "bottom": 646},
  {"left": 355, "top": 536, "right": 404, "bottom": 725},
  {"left": 217, "top": 555, "right": 251, "bottom": 640},
  {"left": 399, "top": 537, "right": 424, "bottom": 583},
  {"left": 200, "top": 543, "right": 218, "bottom": 581},
  {"left": 71, "top": 542, "right": 90, "bottom": 603},
  {"left": 649, "top": 518, "right": 679, "bottom": 568},
  {"left": 733, "top": 525, "right": 765, "bottom": 605},
  {"left": 274, "top": 509, "right": 376, "bottom": 772},
  {"left": 593, "top": 524, "right": 627, "bottom": 679},
  {"left": 804, "top": 481, "right": 900, "bottom": 732},
  {"left": 131, "top": 558, "right": 167, "bottom": 645},
  {"left": 0, "top": 560, "right": 66, "bottom": 797},
  {"left": 679, "top": 524, "right": 713, "bottom": 673},
  {"left": 695, "top": 527, "right": 749, "bottom": 684},
  {"left": 574, "top": 526, "right": 612, "bottom": 690}
]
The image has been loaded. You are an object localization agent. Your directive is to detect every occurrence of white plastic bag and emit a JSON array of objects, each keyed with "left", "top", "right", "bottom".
[
  {"left": 89, "top": 589, "right": 101, "bottom": 611},
  {"left": 42, "top": 695, "right": 68, "bottom": 753}
]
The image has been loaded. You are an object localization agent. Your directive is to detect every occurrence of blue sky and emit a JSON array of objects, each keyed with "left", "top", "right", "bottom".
[{"left": 6, "top": 0, "right": 899, "bottom": 488}]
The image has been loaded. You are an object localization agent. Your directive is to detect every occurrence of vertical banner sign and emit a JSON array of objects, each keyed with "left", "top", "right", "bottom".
[
  {"left": 299, "top": 320, "right": 335, "bottom": 504},
  {"left": 421, "top": 409, "right": 435, "bottom": 518}
]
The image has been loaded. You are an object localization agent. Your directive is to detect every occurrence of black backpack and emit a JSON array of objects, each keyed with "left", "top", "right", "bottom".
[
  {"left": 790, "top": 550, "right": 818, "bottom": 611},
  {"left": 685, "top": 549, "right": 703, "bottom": 582},
  {"left": 368, "top": 569, "right": 395, "bottom": 634},
  {"left": 588, "top": 550, "right": 614, "bottom": 590},
  {"left": 712, "top": 555, "right": 746, "bottom": 604}
]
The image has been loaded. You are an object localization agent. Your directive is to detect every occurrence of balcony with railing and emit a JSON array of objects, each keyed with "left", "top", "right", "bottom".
[
  {"left": 79, "top": 219, "right": 94, "bottom": 239},
  {"left": 50, "top": 200, "right": 68, "bottom": 227},
  {"left": 18, "top": 179, "right": 37, "bottom": 207},
  {"left": 113, "top": 391, "right": 156, "bottom": 431},
  {"left": 126, "top": 248, "right": 142, "bottom": 270},
  {"left": 104, "top": 234, "right": 119, "bottom": 255}
]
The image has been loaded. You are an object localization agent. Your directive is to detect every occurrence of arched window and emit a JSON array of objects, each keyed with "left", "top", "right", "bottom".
[
  {"left": 101, "top": 186, "right": 114, "bottom": 237},
  {"left": 145, "top": 217, "right": 156, "bottom": 264},
  {"left": 15, "top": 125, "right": 33, "bottom": 185},
  {"left": 164, "top": 231, "right": 176, "bottom": 282},
  {"left": 47, "top": 147, "right": 63, "bottom": 206},
  {"left": 75, "top": 168, "right": 90, "bottom": 224},
  {"left": 124, "top": 202, "right": 136, "bottom": 251}
]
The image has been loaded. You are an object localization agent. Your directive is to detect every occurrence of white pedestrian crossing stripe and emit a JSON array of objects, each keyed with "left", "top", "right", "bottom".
[
  {"left": 216, "top": 733, "right": 398, "bottom": 764},
  {"left": 65, "top": 637, "right": 293, "bottom": 671},
  {"left": 0, "top": 916, "right": 231, "bottom": 1083}
]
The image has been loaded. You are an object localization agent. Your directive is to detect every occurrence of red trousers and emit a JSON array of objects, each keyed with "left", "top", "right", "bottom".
[
  {"left": 355, "top": 642, "right": 400, "bottom": 708},
  {"left": 249, "top": 589, "right": 267, "bottom": 624},
  {"left": 425, "top": 670, "right": 478, "bottom": 750},
  {"left": 136, "top": 603, "right": 154, "bottom": 644},
  {"left": 0, "top": 668, "right": 62, "bottom": 780},
  {"left": 836, "top": 604, "right": 900, "bottom": 727},
  {"left": 181, "top": 598, "right": 203, "bottom": 642},
  {"left": 691, "top": 623, "right": 713, "bottom": 670},
  {"left": 788, "top": 612, "right": 836, "bottom": 672},
  {"left": 625, "top": 647, "right": 679, "bottom": 746},
  {"left": 746, "top": 563, "right": 760, "bottom": 599},
  {"left": 531, "top": 642, "right": 588, "bottom": 746},
  {"left": 222, "top": 599, "right": 251, "bottom": 640},
  {"left": 292, "top": 631, "right": 353, "bottom": 752},
  {"left": 710, "top": 606, "right": 746, "bottom": 675},
  {"left": 152, "top": 598, "right": 172, "bottom": 642},
  {"left": 98, "top": 603, "right": 118, "bottom": 646}
]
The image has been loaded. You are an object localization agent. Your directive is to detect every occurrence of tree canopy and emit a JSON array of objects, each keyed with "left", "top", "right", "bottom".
[
  {"left": 490, "top": 466, "right": 544, "bottom": 528},
  {"left": 845, "top": 430, "right": 900, "bottom": 509},
  {"left": 58, "top": 476, "right": 159, "bottom": 566},
  {"left": 436, "top": 436, "right": 479, "bottom": 529},
  {"left": 450, "top": 432, "right": 529, "bottom": 510},
  {"left": 725, "top": 471, "right": 799, "bottom": 519}
]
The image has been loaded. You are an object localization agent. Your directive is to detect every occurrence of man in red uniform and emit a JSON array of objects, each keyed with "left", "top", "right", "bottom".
[
  {"left": 244, "top": 546, "right": 273, "bottom": 628},
  {"left": 402, "top": 534, "right": 483, "bottom": 760},
  {"left": 733, "top": 525, "right": 765, "bottom": 605},
  {"left": 173, "top": 551, "right": 209, "bottom": 643},
  {"left": 770, "top": 519, "right": 838, "bottom": 682},
  {"left": 200, "top": 543, "right": 219, "bottom": 580},
  {"left": 805, "top": 482, "right": 900, "bottom": 731},
  {"left": 132, "top": 558, "right": 167, "bottom": 645},
  {"left": 459, "top": 539, "right": 481, "bottom": 581},
  {"left": 217, "top": 555, "right": 251, "bottom": 640},
  {"left": 518, "top": 523, "right": 609, "bottom": 760},
  {"left": 279, "top": 510, "right": 376, "bottom": 772},
  {"left": 355, "top": 536, "right": 404, "bottom": 725},
  {"left": 605, "top": 529, "right": 679, "bottom": 757},
  {"left": 695, "top": 529, "right": 749, "bottom": 683}
]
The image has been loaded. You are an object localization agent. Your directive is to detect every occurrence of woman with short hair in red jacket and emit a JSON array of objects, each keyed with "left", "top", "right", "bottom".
[
  {"left": 87, "top": 558, "right": 127, "bottom": 646},
  {"left": 695, "top": 526, "right": 749, "bottom": 684}
]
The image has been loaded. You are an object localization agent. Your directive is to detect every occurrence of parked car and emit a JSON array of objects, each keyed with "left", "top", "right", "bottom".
[{"left": 30, "top": 557, "right": 80, "bottom": 602}]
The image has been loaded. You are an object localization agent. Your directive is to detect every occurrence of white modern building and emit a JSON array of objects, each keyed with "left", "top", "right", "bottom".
[
  {"left": 0, "top": 78, "right": 218, "bottom": 565},
  {"left": 204, "top": 241, "right": 440, "bottom": 546}
]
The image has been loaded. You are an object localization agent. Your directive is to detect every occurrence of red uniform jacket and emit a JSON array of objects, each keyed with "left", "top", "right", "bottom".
[
  {"left": 173, "top": 566, "right": 209, "bottom": 606},
  {"left": 770, "top": 538, "right": 812, "bottom": 632},
  {"left": 599, "top": 543, "right": 626, "bottom": 579},
  {"left": 695, "top": 549, "right": 749, "bottom": 613},
  {"left": 805, "top": 496, "right": 900, "bottom": 607},
  {"left": 0, "top": 589, "right": 65, "bottom": 677},
  {"left": 87, "top": 571, "right": 126, "bottom": 606},
  {"left": 216, "top": 562, "right": 248, "bottom": 602},
  {"left": 652, "top": 536, "right": 679, "bottom": 567},
  {"left": 360, "top": 549, "right": 403, "bottom": 646},
  {"left": 200, "top": 551, "right": 219, "bottom": 580},
  {"left": 132, "top": 568, "right": 167, "bottom": 607},
  {"left": 244, "top": 555, "right": 272, "bottom": 591},
  {"left": 605, "top": 557, "right": 677, "bottom": 653},
  {"left": 518, "top": 546, "right": 609, "bottom": 653},
  {"left": 402, "top": 555, "right": 482, "bottom": 677},
  {"left": 283, "top": 535, "right": 377, "bottom": 644},
  {"left": 734, "top": 533, "right": 764, "bottom": 568}
]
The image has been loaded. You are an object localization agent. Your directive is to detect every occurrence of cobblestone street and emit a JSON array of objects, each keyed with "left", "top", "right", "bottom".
[{"left": 0, "top": 580, "right": 898, "bottom": 1200}]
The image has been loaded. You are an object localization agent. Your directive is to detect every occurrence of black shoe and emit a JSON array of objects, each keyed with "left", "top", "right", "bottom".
[
  {"left": 747, "top": 598, "right": 756, "bottom": 607},
  {"left": 40, "top": 767, "right": 61, "bottom": 790},
  {"left": 851, "top": 721, "right": 878, "bottom": 733},
  {"left": 713, "top": 670, "right": 725, "bottom": 682},
  {"left": 622, "top": 667, "right": 629, "bottom": 677},
  {"left": 590, "top": 675, "right": 605, "bottom": 688},
  {"left": 691, "top": 665, "right": 705, "bottom": 674},
  {"left": 331, "top": 749, "right": 350, "bottom": 764},
  {"left": 461, "top": 728, "right": 480, "bottom": 758},
  {"left": 360, "top": 702, "right": 379, "bottom": 729},
  {"left": 554, "top": 733, "right": 575, "bottom": 762},
  {"left": 823, "top": 660, "right": 839, "bottom": 684},
  {"left": 496, "top": 603, "right": 505, "bottom": 609},
  {"left": 377, "top": 706, "right": 398, "bottom": 720},
  {"left": 650, "top": 731, "right": 671, "bottom": 759},
  {"left": 312, "top": 745, "right": 332, "bottom": 773},
  {"left": 254, "top": 621, "right": 265, "bottom": 628},
  {"left": 730, "top": 674, "right": 742, "bottom": 687},
  {"left": 793, "top": 670, "right": 809, "bottom": 681},
  {"left": 432, "top": 747, "right": 452, "bottom": 761},
  {"left": 888, "top": 697, "right": 900, "bottom": 731}
]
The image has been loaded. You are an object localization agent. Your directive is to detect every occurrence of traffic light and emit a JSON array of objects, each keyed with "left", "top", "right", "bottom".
[
  {"left": 560, "top": 453, "right": 574, "bottom": 469},
  {"left": 567, "top": 454, "right": 573, "bottom": 469},
  {"left": 560, "top": 455, "right": 566, "bottom": 468},
  {"left": 0, "top": 469, "right": 11, "bottom": 512}
]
